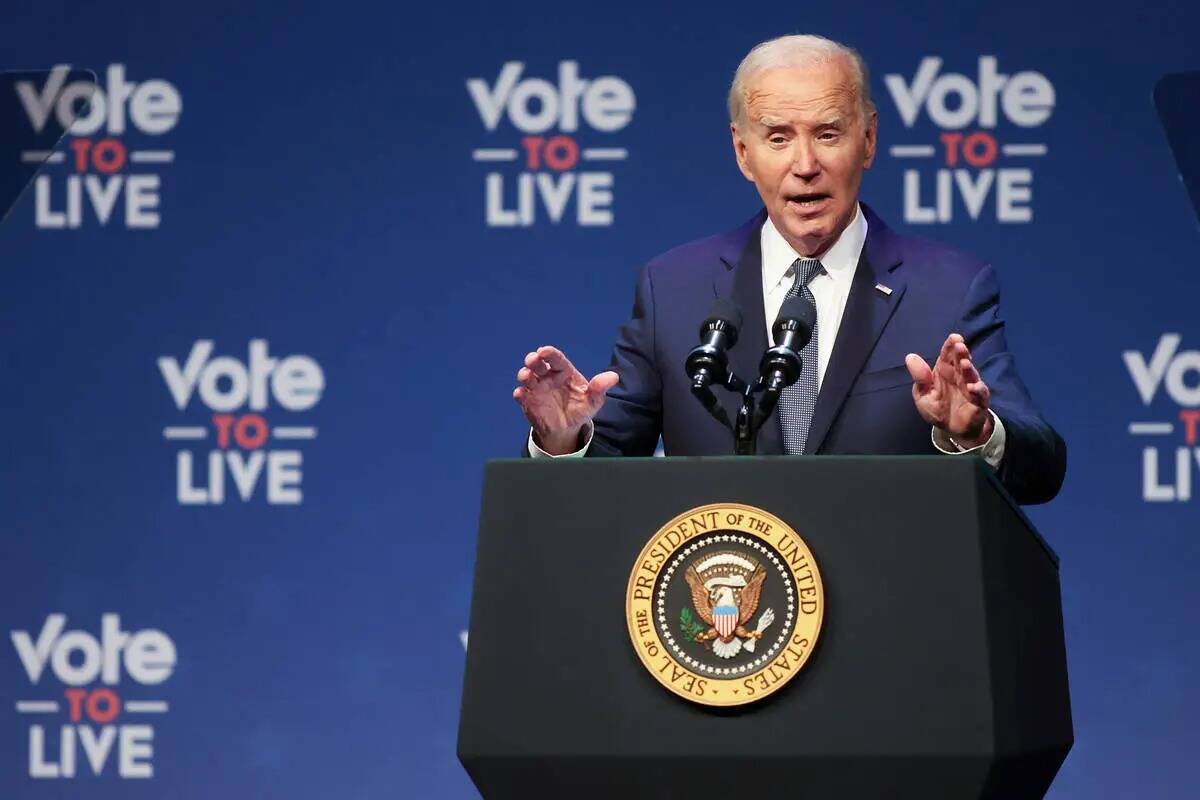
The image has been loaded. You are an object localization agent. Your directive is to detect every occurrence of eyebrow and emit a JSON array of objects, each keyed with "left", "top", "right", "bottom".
[{"left": 757, "top": 114, "right": 849, "bottom": 130}]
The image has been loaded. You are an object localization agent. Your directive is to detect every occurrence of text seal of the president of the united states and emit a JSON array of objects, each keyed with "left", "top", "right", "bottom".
[{"left": 626, "top": 503, "right": 824, "bottom": 706}]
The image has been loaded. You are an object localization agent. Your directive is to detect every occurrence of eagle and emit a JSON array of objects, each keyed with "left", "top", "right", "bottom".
[{"left": 684, "top": 558, "right": 769, "bottom": 658}]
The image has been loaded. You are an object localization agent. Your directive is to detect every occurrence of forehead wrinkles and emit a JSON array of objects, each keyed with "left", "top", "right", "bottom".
[{"left": 742, "top": 78, "right": 861, "bottom": 126}]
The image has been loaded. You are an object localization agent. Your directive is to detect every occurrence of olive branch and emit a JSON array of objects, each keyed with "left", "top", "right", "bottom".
[{"left": 679, "top": 607, "right": 706, "bottom": 642}]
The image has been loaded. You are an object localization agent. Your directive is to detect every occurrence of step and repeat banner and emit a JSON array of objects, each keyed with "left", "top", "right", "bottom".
[{"left": 1, "top": 1, "right": 1197, "bottom": 797}]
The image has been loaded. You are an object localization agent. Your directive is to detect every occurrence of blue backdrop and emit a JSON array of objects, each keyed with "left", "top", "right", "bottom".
[{"left": 1, "top": 0, "right": 1198, "bottom": 797}]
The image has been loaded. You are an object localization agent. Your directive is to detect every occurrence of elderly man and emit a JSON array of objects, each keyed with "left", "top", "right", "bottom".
[{"left": 512, "top": 34, "right": 1066, "bottom": 504}]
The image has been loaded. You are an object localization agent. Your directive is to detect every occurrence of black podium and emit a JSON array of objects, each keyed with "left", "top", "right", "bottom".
[{"left": 458, "top": 457, "right": 1072, "bottom": 799}]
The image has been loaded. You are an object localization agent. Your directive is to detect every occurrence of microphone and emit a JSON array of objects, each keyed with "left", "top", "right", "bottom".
[
  {"left": 685, "top": 299, "right": 742, "bottom": 433},
  {"left": 685, "top": 298, "right": 742, "bottom": 390},
  {"left": 756, "top": 296, "right": 816, "bottom": 421}
]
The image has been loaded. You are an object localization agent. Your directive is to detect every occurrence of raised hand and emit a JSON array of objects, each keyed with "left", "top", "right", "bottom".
[
  {"left": 512, "top": 346, "right": 619, "bottom": 455},
  {"left": 905, "top": 333, "right": 994, "bottom": 448}
]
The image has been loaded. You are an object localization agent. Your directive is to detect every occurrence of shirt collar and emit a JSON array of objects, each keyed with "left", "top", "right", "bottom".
[{"left": 760, "top": 203, "right": 868, "bottom": 292}]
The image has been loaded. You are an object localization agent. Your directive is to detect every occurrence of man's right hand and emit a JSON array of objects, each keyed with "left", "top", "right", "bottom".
[{"left": 512, "top": 346, "right": 619, "bottom": 455}]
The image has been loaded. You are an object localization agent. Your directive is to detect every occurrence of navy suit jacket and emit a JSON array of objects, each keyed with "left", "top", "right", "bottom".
[{"left": 583, "top": 204, "right": 1066, "bottom": 505}]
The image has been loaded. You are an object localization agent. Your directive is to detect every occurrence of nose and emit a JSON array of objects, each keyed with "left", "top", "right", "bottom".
[{"left": 790, "top": 140, "right": 820, "bottom": 180}]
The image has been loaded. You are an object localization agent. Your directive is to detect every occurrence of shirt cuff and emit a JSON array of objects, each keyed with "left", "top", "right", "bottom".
[
  {"left": 930, "top": 410, "right": 1006, "bottom": 469},
  {"left": 527, "top": 421, "right": 593, "bottom": 458}
]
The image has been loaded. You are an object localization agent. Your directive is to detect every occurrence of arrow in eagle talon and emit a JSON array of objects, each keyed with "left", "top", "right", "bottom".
[{"left": 743, "top": 608, "right": 776, "bottom": 653}]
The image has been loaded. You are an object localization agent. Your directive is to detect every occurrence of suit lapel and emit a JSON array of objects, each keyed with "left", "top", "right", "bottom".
[
  {"left": 805, "top": 207, "right": 906, "bottom": 454},
  {"left": 713, "top": 210, "right": 784, "bottom": 454},
  {"left": 710, "top": 206, "right": 908, "bottom": 456}
]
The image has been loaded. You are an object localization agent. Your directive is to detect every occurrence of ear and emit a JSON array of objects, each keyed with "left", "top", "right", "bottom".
[
  {"left": 862, "top": 110, "right": 878, "bottom": 169},
  {"left": 731, "top": 122, "right": 755, "bottom": 182}
]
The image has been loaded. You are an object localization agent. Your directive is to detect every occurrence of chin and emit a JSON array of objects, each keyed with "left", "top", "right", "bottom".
[
  {"left": 781, "top": 208, "right": 848, "bottom": 252},
  {"left": 781, "top": 219, "right": 833, "bottom": 250}
]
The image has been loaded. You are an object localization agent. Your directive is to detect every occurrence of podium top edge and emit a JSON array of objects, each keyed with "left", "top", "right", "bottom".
[
  {"left": 481, "top": 456, "right": 1061, "bottom": 568},
  {"left": 486, "top": 454, "right": 975, "bottom": 463}
]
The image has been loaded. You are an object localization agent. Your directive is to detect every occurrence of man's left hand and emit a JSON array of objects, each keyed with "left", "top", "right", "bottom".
[{"left": 905, "top": 333, "right": 994, "bottom": 448}]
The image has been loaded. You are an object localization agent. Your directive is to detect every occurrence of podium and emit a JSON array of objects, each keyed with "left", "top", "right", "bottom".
[{"left": 458, "top": 457, "right": 1072, "bottom": 799}]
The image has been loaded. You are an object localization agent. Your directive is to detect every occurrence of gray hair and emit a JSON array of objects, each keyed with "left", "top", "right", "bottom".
[{"left": 728, "top": 34, "right": 875, "bottom": 125}]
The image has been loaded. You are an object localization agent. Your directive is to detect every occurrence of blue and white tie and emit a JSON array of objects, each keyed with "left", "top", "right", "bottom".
[{"left": 779, "top": 258, "right": 824, "bottom": 455}]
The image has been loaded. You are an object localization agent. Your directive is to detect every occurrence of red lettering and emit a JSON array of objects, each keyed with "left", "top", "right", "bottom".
[
  {"left": 962, "top": 131, "right": 997, "bottom": 167},
  {"left": 213, "top": 413, "right": 235, "bottom": 448},
  {"left": 940, "top": 132, "right": 963, "bottom": 166},
  {"left": 520, "top": 136, "right": 544, "bottom": 169},
  {"left": 1180, "top": 410, "right": 1200, "bottom": 445},
  {"left": 234, "top": 413, "right": 269, "bottom": 449},
  {"left": 64, "top": 688, "right": 86, "bottom": 722},
  {"left": 64, "top": 688, "right": 121, "bottom": 723},
  {"left": 87, "top": 687, "right": 121, "bottom": 723},
  {"left": 69, "top": 139, "right": 91, "bottom": 172},
  {"left": 543, "top": 135, "right": 579, "bottom": 171},
  {"left": 92, "top": 138, "right": 127, "bottom": 174}
]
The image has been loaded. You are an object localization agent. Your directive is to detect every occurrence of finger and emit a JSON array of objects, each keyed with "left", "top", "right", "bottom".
[
  {"left": 536, "top": 346, "right": 575, "bottom": 373},
  {"left": 965, "top": 380, "right": 990, "bottom": 406},
  {"left": 517, "top": 366, "right": 539, "bottom": 386},
  {"left": 513, "top": 386, "right": 524, "bottom": 401},
  {"left": 937, "top": 334, "right": 959, "bottom": 365},
  {"left": 905, "top": 353, "right": 933, "bottom": 390},
  {"left": 958, "top": 357, "right": 981, "bottom": 385},
  {"left": 588, "top": 370, "right": 619, "bottom": 395},
  {"left": 524, "top": 351, "right": 551, "bottom": 377},
  {"left": 586, "top": 371, "right": 619, "bottom": 413}
]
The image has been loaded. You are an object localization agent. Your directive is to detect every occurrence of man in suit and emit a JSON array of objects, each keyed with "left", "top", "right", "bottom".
[{"left": 512, "top": 34, "right": 1065, "bottom": 505}]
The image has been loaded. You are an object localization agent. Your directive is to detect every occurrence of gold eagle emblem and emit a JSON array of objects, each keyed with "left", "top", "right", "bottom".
[{"left": 683, "top": 550, "right": 775, "bottom": 659}]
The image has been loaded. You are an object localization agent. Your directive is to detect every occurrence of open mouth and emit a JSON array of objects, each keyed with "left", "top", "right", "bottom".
[{"left": 786, "top": 193, "right": 831, "bottom": 210}]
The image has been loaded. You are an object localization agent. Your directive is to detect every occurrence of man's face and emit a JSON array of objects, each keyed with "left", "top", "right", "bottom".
[{"left": 731, "top": 58, "right": 877, "bottom": 257}]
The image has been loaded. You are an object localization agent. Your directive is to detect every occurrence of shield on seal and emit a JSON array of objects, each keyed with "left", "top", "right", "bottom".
[{"left": 713, "top": 605, "right": 738, "bottom": 638}]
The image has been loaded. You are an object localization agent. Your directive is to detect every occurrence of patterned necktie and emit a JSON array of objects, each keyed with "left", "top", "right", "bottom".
[{"left": 779, "top": 257, "right": 825, "bottom": 455}]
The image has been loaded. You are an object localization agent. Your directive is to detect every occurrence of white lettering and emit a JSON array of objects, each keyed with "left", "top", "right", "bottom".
[
  {"left": 467, "top": 60, "right": 634, "bottom": 134},
  {"left": 1124, "top": 334, "right": 1183, "bottom": 405},
  {"left": 159, "top": 340, "right": 324, "bottom": 412},
  {"left": 466, "top": 61, "right": 524, "bottom": 131},
  {"left": 11, "top": 613, "right": 66, "bottom": 683},
  {"left": 996, "top": 169, "right": 1033, "bottom": 222},
  {"left": 577, "top": 172, "right": 613, "bottom": 225},
  {"left": 10, "top": 614, "right": 175, "bottom": 686},
  {"left": 15, "top": 65, "right": 71, "bottom": 133},
  {"left": 124, "top": 175, "right": 160, "bottom": 228},
  {"left": 17, "top": 64, "right": 182, "bottom": 137},
  {"left": 268, "top": 451, "right": 303, "bottom": 504},
  {"left": 885, "top": 56, "right": 1055, "bottom": 129},
  {"left": 83, "top": 175, "right": 122, "bottom": 225},
  {"left": 118, "top": 726, "right": 154, "bottom": 778},
  {"left": 78, "top": 726, "right": 117, "bottom": 775}
]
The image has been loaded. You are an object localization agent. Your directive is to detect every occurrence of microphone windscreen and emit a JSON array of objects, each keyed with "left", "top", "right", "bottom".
[
  {"left": 774, "top": 296, "right": 816, "bottom": 345},
  {"left": 708, "top": 297, "right": 743, "bottom": 332}
]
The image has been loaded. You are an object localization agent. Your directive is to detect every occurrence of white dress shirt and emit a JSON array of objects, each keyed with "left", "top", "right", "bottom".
[
  {"left": 760, "top": 204, "right": 865, "bottom": 391},
  {"left": 530, "top": 203, "right": 1005, "bottom": 465}
]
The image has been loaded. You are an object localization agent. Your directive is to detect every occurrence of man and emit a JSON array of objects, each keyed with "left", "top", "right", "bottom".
[{"left": 512, "top": 34, "right": 1066, "bottom": 505}]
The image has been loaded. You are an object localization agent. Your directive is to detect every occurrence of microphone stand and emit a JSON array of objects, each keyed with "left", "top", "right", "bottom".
[
  {"left": 734, "top": 382, "right": 758, "bottom": 455},
  {"left": 691, "top": 369, "right": 768, "bottom": 456},
  {"left": 693, "top": 362, "right": 807, "bottom": 456},
  {"left": 687, "top": 303, "right": 807, "bottom": 456}
]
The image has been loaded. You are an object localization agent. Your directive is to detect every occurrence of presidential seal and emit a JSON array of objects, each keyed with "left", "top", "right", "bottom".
[{"left": 625, "top": 503, "right": 824, "bottom": 707}]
